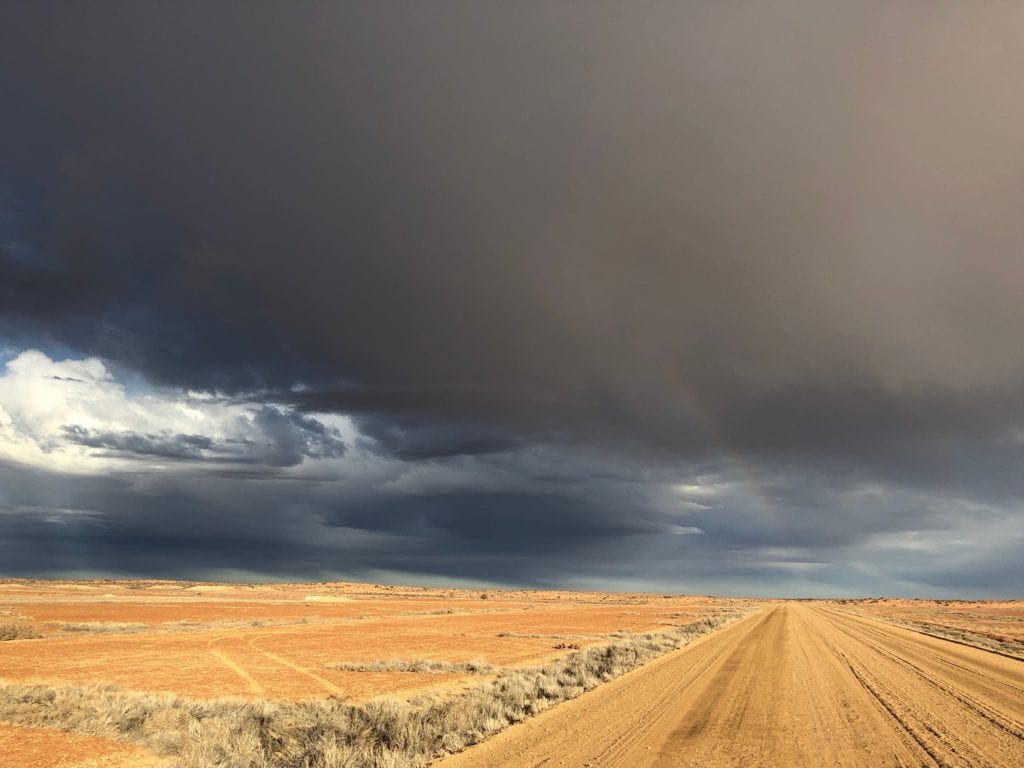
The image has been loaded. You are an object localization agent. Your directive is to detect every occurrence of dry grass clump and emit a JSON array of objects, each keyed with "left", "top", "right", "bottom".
[
  {"left": 50, "top": 621, "right": 150, "bottom": 634},
  {"left": 494, "top": 631, "right": 595, "bottom": 640},
  {"left": 327, "top": 659, "right": 493, "bottom": 674},
  {"left": 164, "top": 618, "right": 276, "bottom": 631},
  {"left": 45, "top": 617, "right": 298, "bottom": 635},
  {"left": 177, "top": 616, "right": 325, "bottom": 631},
  {"left": 0, "top": 611, "right": 744, "bottom": 767},
  {"left": 0, "top": 622, "right": 42, "bottom": 641}
]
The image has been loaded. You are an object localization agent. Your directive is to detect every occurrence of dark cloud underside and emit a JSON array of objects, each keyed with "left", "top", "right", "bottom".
[{"left": 1, "top": 2, "right": 1023, "bottom": 594}]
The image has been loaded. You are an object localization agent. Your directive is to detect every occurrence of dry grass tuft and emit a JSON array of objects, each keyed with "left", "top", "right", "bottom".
[
  {"left": 0, "top": 622, "right": 42, "bottom": 641},
  {"left": 50, "top": 622, "right": 150, "bottom": 634},
  {"left": 326, "top": 659, "right": 493, "bottom": 674},
  {"left": 44, "top": 617, "right": 299, "bottom": 635}
]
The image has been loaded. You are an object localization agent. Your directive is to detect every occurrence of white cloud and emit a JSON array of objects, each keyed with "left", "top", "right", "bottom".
[
  {"left": 0, "top": 349, "right": 350, "bottom": 474},
  {"left": 666, "top": 524, "right": 704, "bottom": 536},
  {"left": 670, "top": 480, "right": 733, "bottom": 499}
]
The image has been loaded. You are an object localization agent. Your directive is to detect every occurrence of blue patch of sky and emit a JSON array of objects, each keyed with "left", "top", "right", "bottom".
[
  {"left": 0, "top": 336, "right": 160, "bottom": 400},
  {"left": 0, "top": 345, "right": 17, "bottom": 367},
  {"left": 105, "top": 360, "right": 154, "bottom": 398}
]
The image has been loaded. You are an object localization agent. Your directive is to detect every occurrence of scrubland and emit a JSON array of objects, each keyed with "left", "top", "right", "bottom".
[
  {"left": 7, "top": 583, "right": 1021, "bottom": 768},
  {"left": 0, "top": 580, "right": 752, "bottom": 767},
  {"left": 828, "top": 597, "right": 1024, "bottom": 659}
]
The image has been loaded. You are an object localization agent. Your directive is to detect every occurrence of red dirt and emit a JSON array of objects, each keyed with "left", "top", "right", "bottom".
[
  {"left": 829, "top": 598, "right": 1024, "bottom": 649},
  {"left": 0, "top": 580, "right": 743, "bottom": 701},
  {"left": 0, "top": 723, "right": 158, "bottom": 768}
]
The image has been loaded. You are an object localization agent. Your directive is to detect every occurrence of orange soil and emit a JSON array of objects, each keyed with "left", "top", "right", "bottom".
[
  {"left": 16, "top": 598, "right": 468, "bottom": 624},
  {"left": 0, "top": 580, "right": 744, "bottom": 701},
  {"left": 0, "top": 723, "right": 159, "bottom": 768},
  {"left": 830, "top": 598, "right": 1024, "bottom": 647}
]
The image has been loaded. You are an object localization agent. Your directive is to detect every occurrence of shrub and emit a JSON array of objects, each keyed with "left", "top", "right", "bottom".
[
  {"left": 52, "top": 622, "right": 149, "bottom": 634},
  {"left": 326, "top": 659, "right": 493, "bottom": 675},
  {"left": 0, "top": 623, "right": 42, "bottom": 641}
]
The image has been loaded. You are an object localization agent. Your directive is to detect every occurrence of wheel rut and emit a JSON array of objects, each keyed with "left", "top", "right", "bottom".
[{"left": 435, "top": 603, "right": 1024, "bottom": 768}]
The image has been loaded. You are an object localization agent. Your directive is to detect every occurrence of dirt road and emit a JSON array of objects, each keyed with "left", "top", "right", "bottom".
[{"left": 436, "top": 603, "right": 1024, "bottom": 767}]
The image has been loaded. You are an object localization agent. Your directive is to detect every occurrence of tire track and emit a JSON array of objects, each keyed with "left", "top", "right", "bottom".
[
  {"left": 436, "top": 608, "right": 769, "bottom": 768},
  {"left": 208, "top": 649, "right": 264, "bottom": 695},
  {"left": 435, "top": 603, "right": 1024, "bottom": 768},
  {"left": 868, "top": 643, "right": 1024, "bottom": 740},
  {"left": 648, "top": 605, "right": 919, "bottom": 767},
  {"left": 249, "top": 644, "right": 344, "bottom": 696},
  {"left": 588, "top": 610, "right": 768, "bottom": 765},
  {"left": 815, "top": 607, "right": 1024, "bottom": 768},
  {"left": 825, "top": 609, "right": 1024, "bottom": 699},
  {"left": 789, "top": 608, "right": 925, "bottom": 765},
  {"left": 824, "top": 609, "right": 1024, "bottom": 722},
  {"left": 831, "top": 645, "right": 946, "bottom": 767}
]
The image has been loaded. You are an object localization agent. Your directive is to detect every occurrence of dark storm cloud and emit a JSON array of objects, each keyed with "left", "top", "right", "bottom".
[
  {"left": 1, "top": 445, "right": 1021, "bottom": 595},
  {"left": 249, "top": 407, "right": 348, "bottom": 466},
  {"left": 353, "top": 415, "right": 521, "bottom": 460},
  {"left": 61, "top": 425, "right": 216, "bottom": 460},
  {"left": 3, "top": 2, "right": 1024, "bottom": 469},
  {"left": 2, "top": 2, "right": 1024, "bottom": 593},
  {"left": 328, "top": 492, "right": 652, "bottom": 554},
  {"left": 59, "top": 408, "right": 345, "bottom": 467},
  {"left": 0, "top": 459, "right": 663, "bottom": 585}
]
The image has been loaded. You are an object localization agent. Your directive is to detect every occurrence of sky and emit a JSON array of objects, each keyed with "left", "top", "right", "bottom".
[{"left": 1, "top": 2, "right": 1023, "bottom": 596}]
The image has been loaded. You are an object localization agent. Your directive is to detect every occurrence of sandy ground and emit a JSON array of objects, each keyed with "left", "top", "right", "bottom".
[
  {"left": 9, "top": 583, "right": 1021, "bottom": 766},
  {"left": 835, "top": 598, "right": 1024, "bottom": 653},
  {"left": 0, "top": 723, "right": 160, "bottom": 768},
  {"left": 0, "top": 580, "right": 744, "bottom": 700},
  {"left": 0, "top": 580, "right": 747, "bottom": 766},
  {"left": 436, "top": 603, "right": 1024, "bottom": 767}
]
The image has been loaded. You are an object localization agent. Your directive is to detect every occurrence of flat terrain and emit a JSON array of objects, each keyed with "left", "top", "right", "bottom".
[
  {"left": 0, "top": 723, "right": 157, "bottom": 768},
  {"left": 4, "top": 584, "right": 1024, "bottom": 767},
  {"left": 0, "top": 580, "right": 739, "bottom": 700},
  {"left": 439, "top": 603, "right": 1024, "bottom": 767},
  {"left": 0, "top": 580, "right": 746, "bottom": 767},
  {"left": 832, "top": 598, "right": 1024, "bottom": 659}
]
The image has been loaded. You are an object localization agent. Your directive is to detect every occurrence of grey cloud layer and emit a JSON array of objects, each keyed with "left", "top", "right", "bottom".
[
  {"left": 1, "top": 2, "right": 1023, "bottom": 593},
  {"left": 2, "top": 451, "right": 1019, "bottom": 596},
  {"left": 60, "top": 406, "right": 345, "bottom": 467},
  {"left": 4, "top": 4, "right": 1024, "bottom": 459}
]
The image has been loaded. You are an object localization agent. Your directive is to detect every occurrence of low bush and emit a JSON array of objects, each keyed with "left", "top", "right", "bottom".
[
  {"left": 326, "top": 659, "right": 493, "bottom": 674},
  {"left": 51, "top": 622, "right": 149, "bottom": 634},
  {"left": 0, "top": 623, "right": 42, "bottom": 641}
]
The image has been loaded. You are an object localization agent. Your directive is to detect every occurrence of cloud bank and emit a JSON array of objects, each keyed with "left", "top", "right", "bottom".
[
  {"left": 0, "top": 351, "right": 347, "bottom": 471},
  {"left": 1, "top": 2, "right": 1023, "bottom": 595}
]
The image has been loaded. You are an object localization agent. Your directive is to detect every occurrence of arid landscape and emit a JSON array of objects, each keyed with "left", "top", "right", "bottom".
[
  {"left": 0, "top": 579, "right": 752, "bottom": 766},
  {"left": 5, "top": 3, "right": 1024, "bottom": 767},
  {"left": 2, "top": 581, "right": 1023, "bottom": 767},
  {"left": 830, "top": 598, "right": 1024, "bottom": 660}
]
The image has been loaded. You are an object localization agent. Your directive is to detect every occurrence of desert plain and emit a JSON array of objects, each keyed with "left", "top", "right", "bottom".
[{"left": 1, "top": 580, "right": 1023, "bottom": 767}]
